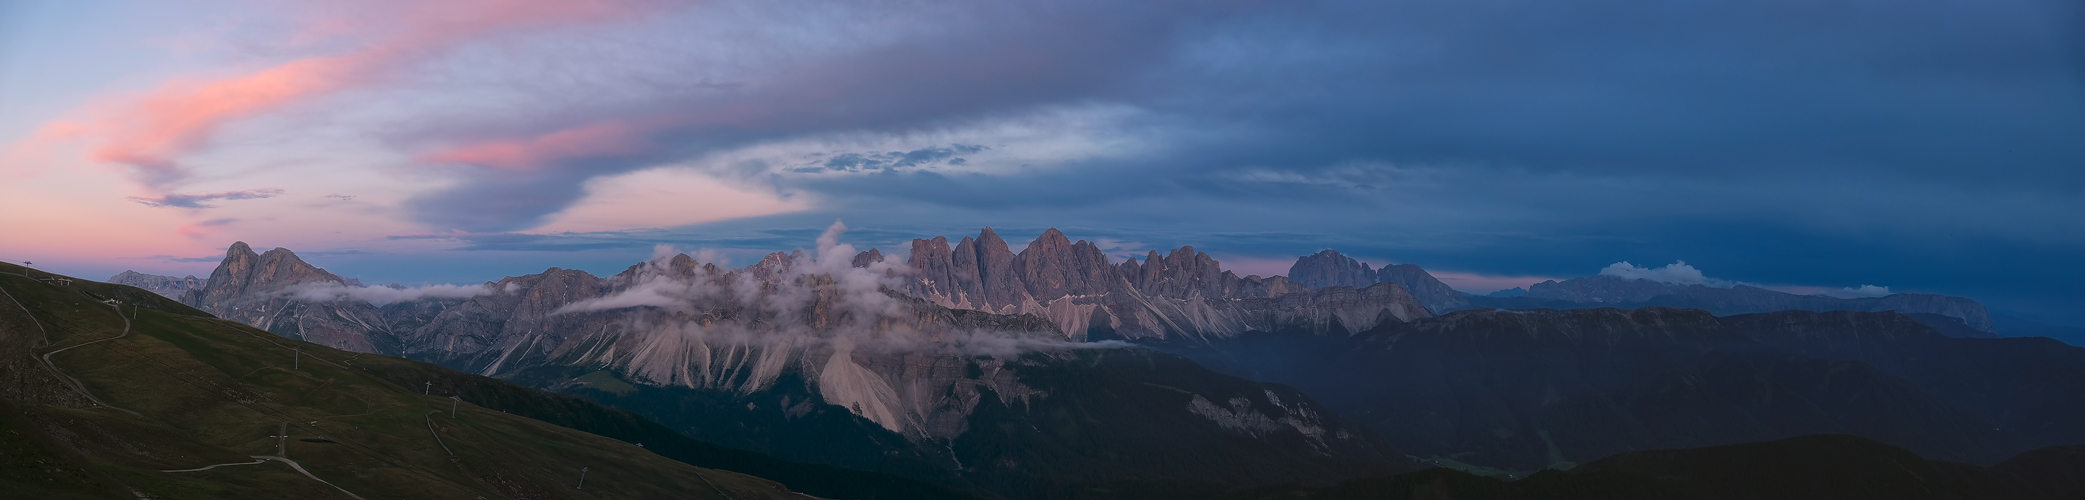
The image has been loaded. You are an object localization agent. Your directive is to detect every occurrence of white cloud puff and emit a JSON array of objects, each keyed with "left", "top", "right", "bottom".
[
  {"left": 1824, "top": 284, "right": 1893, "bottom": 298},
  {"left": 1599, "top": 260, "right": 1734, "bottom": 287}
]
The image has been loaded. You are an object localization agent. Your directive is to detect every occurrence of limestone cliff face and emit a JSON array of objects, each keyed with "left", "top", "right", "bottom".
[
  {"left": 1289, "top": 250, "right": 1376, "bottom": 290},
  {"left": 180, "top": 242, "right": 397, "bottom": 353},
  {"left": 376, "top": 250, "right": 1066, "bottom": 443},
  {"left": 1286, "top": 249, "right": 1470, "bottom": 314},
  {"left": 900, "top": 229, "right": 1434, "bottom": 342}
]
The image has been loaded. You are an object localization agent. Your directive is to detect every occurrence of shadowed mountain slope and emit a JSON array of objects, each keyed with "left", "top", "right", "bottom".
[
  {"left": 0, "top": 262, "right": 965, "bottom": 499},
  {"left": 1161, "top": 306, "right": 2085, "bottom": 472}
]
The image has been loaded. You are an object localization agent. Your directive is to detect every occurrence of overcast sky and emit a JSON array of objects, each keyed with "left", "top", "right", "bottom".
[{"left": 2, "top": 0, "right": 2080, "bottom": 325}]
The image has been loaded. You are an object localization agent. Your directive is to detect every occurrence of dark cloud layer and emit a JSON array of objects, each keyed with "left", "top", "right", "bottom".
[
  {"left": 365, "top": 0, "right": 2082, "bottom": 325},
  {"left": 810, "top": 145, "right": 985, "bottom": 173}
]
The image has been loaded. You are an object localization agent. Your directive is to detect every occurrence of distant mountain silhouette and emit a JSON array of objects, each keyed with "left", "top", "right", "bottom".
[{"left": 1159, "top": 307, "right": 2085, "bottom": 472}]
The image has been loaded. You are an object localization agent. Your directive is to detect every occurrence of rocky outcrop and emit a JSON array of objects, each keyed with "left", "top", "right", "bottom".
[
  {"left": 105, "top": 271, "right": 206, "bottom": 300},
  {"left": 1289, "top": 250, "right": 1376, "bottom": 290},
  {"left": 901, "top": 230, "right": 1433, "bottom": 342},
  {"left": 1284, "top": 250, "right": 1470, "bottom": 314},
  {"left": 1375, "top": 264, "right": 1468, "bottom": 313},
  {"left": 179, "top": 242, "right": 403, "bottom": 354}
]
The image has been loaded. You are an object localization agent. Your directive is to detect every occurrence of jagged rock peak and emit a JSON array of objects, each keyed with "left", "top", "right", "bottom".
[
  {"left": 851, "top": 248, "right": 884, "bottom": 268},
  {"left": 749, "top": 251, "right": 796, "bottom": 282},
  {"left": 971, "top": 228, "right": 1026, "bottom": 310},
  {"left": 1012, "top": 228, "right": 1126, "bottom": 301},
  {"left": 194, "top": 242, "right": 346, "bottom": 303}
]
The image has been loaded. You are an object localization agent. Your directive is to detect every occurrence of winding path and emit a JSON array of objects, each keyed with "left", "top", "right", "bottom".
[
  {"left": 162, "top": 456, "right": 368, "bottom": 500},
  {"left": 254, "top": 455, "right": 368, "bottom": 500},
  {"left": 2, "top": 279, "right": 370, "bottom": 500},
  {"left": 36, "top": 302, "right": 141, "bottom": 416},
  {"left": 160, "top": 459, "right": 267, "bottom": 473},
  {"left": 425, "top": 411, "right": 454, "bottom": 456},
  {"left": 0, "top": 280, "right": 139, "bottom": 416}
]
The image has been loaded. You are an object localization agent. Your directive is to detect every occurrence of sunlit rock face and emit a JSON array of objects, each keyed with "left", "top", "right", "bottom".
[
  {"left": 902, "top": 228, "right": 1435, "bottom": 342},
  {"left": 387, "top": 229, "right": 1078, "bottom": 441},
  {"left": 152, "top": 226, "right": 1410, "bottom": 494},
  {"left": 179, "top": 242, "right": 396, "bottom": 353}
]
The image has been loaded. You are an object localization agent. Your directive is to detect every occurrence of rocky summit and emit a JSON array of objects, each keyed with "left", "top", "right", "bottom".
[
  {"left": 903, "top": 228, "right": 1433, "bottom": 342},
  {"left": 1287, "top": 249, "right": 1470, "bottom": 314}
]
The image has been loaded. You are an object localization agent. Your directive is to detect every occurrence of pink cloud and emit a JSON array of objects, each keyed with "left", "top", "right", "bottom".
[
  {"left": 422, "top": 117, "right": 679, "bottom": 170},
  {"left": 26, "top": 0, "right": 655, "bottom": 184}
]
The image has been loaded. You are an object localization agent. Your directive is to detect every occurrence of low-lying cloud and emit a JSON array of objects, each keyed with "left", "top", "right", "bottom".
[
  {"left": 1600, "top": 260, "right": 1735, "bottom": 287},
  {"left": 286, "top": 282, "right": 504, "bottom": 305},
  {"left": 552, "top": 220, "right": 1124, "bottom": 359},
  {"left": 1824, "top": 284, "right": 1893, "bottom": 298}
]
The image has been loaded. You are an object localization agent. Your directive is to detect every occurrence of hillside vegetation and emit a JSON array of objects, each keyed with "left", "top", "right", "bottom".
[{"left": 0, "top": 263, "right": 803, "bottom": 499}]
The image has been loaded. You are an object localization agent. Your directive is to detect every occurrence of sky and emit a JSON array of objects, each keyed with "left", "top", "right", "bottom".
[{"left": 2, "top": 0, "right": 2081, "bottom": 326}]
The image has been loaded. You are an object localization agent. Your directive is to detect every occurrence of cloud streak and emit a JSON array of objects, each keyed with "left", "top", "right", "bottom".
[
  {"left": 284, "top": 281, "right": 506, "bottom": 306},
  {"left": 131, "top": 189, "right": 284, "bottom": 208},
  {"left": 33, "top": 0, "right": 656, "bottom": 184}
]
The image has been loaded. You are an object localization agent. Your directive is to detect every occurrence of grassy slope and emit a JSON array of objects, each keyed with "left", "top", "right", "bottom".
[
  {"left": 352, "top": 355, "right": 987, "bottom": 500},
  {"left": 0, "top": 264, "right": 799, "bottom": 499}
]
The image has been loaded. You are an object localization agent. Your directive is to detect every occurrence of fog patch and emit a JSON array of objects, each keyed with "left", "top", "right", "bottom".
[
  {"left": 1824, "top": 284, "right": 1892, "bottom": 298},
  {"left": 1599, "top": 260, "right": 1735, "bottom": 287},
  {"left": 285, "top": 282, "right": 503, "bottom": 305}
]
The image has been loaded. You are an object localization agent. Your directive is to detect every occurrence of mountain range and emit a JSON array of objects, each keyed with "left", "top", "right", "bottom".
[
  {"left": 2, "top": 261, "right": 983, "bottom": 499},
  {"left": 77, "top": 227, "right": 2085, "bottom": 498},
  {"left": 1285, "top": 249, "right": 1999, "bottom": 334},
  {"left": 118, "top": 234, "right": 1412, "bottom": 498}
]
